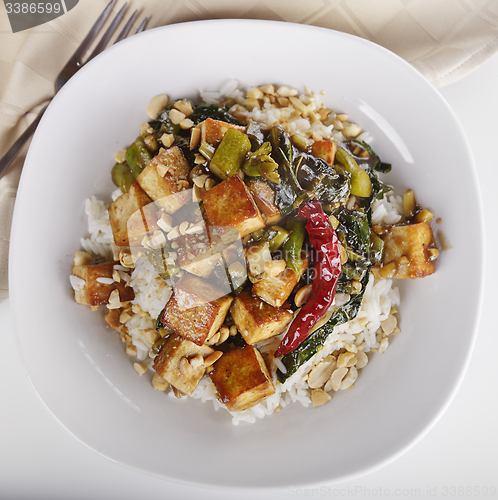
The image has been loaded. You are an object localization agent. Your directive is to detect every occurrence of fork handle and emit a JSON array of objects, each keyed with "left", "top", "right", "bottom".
[{"left": 0, "top": 105, "right": 48, "bottom": 179}]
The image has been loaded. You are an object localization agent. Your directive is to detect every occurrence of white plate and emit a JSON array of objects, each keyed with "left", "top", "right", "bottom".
[{"left": 9, "top": 20, "right": 484, "bottom": 488}]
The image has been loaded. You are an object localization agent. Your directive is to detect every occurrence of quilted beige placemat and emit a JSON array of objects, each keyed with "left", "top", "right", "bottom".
[{"left": 1, "top": 0, "right": 498, "bottom": 300}]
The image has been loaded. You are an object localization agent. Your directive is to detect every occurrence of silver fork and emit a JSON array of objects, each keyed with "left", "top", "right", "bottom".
[{"left": 0, "top": 0, "right": 148, "bottom": 179}]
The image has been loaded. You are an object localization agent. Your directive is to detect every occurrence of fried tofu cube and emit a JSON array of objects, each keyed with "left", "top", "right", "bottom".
[
  {"left": 175, "top": 223, "right": 221, "bottom": 278},
  {"left": 380, "top": 222, "right": 437, "bottom": 279},
  {"left": 160, "top": 274, "right": 233, "bottom": 346},
  {"left": 153, "top": 334, "right": 213, "bottom": 396},
  {"left": 202, "top": 175, "right": 265, "bottom": 237},
  {"left": 311, "top": 140, "right": 337, "bottom": 166},
  {"left": 126, "top": 202, "right": 162, "bottom": 247},
  {"left": 176, "top": 233, "right": 216, "bottom": 277},
  {"left": 209, "top": 345, "right": 275, "bottom": 412},
  {"left": 72, "top": 261, "right": 134, "bottom": 306},
  {"left": 176, "top": 225, "right": 245, "bottom": 292},
  {"left": 198, "top": 118, "right": 246, "bottom": 148},
  {"left": 246, "top": 179, "right": 282, "bottom": 225},
  {"left": 108, "top": 182, "right": 153, "bottom": 247},
  {"left": 252, "top": 254, "right": 309, "bottom": 307},
  {"left": 231, "top": 291, "right": 293, "bottom": 345},
  {"left": 136, "top": 146, "right": 192, "bottom": 214}
]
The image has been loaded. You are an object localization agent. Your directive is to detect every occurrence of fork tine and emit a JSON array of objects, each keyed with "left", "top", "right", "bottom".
[
  {"left": 70, "top": 0, "right": 117, "bottom": 65},
  {"left": 114, "top": 9, "right": 138, "bottom": 43},
  {"left": 86, "top": 2, "right": 128, "bottom": 62},
  {"left": 135, "top": 17, "right": 148, "bottom": 34}
]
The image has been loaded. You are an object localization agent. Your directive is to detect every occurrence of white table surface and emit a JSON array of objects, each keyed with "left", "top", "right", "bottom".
[{"left": 2, "top": 52, "right": 498, "bottom": 500}]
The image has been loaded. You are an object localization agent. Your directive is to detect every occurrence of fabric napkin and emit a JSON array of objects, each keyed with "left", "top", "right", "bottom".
[{"left": 1, "top": 0, "right": 498, "bottom": 301}]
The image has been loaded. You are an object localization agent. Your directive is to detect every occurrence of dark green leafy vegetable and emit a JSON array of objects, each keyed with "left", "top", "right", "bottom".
[
  {"left": 189, "top": 104, "right": 244, "bottom": 126},
  {"left": 246, "top": 121, "right": 265, "bottom": 150},
  {"left": 369, "top": 172, "right": 392, "bottom": 203},
  {"left": 149, "top": 105, "right": 182, "bottom": 136},
  {"left": 270, "top": 126, "right": 293, "bottom": 166},
  {"left": 155, "top": 305, "right": 166, "bottom": 331},
  {"left": 268, "top": 127, "right": 302, "bottom": 215},
  {"left": 370, "top": 231, "right": 385, "bottom": 264},
  {"left": 126, "top": 137, "right": 152, "bottom": 177},
  {"left": 332, "top": 206, "right": 371, "bottom": 258},
  {"left": 272, "top": 180, "right": 297, "bottom": 217},
  {"left": 351, "top": 140, "right": 392, "bottom": 173},
  {"left": 296, "top": 152, "right": 351, "bottom": 207}
]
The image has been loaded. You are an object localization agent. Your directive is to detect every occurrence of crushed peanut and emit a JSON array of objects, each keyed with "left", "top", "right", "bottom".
[
  {"left": 160, "top": 133, "right": 174, "bottom": 148},
  {"left": 329, "top": 367, "right": 348, "bottom": 391},
  {"left": 126, "top": 345, "right": 137, "bottom": 357},
  {"left": 264, "top": 259, "right": 287, "bottom": 277},
  {"left": 340, "top": 366, "right": 358, "bottom": 390},
  {"left": 151, "top": 372, "right": 169, "bottom": 391},
  {"left": 204, "top": 351, "right": 223, "bottom": 366},
  {"left": 308, "top": 357, "right": 336, "bottom": 389},
  {"left": 311, "top": 388, "right": 332, "bottom": 407},
  {"left": 133, "top": 362, "right": 147, "bottom": 376},
  {"left": 146, "top": 94, "right": 169, "bottom": 120},
  {"left": 114, "top": 148, "right": 127, "bottom": 164},
  {"left": 107, "top": 289, "right": 122, "bottom": 310},
  {"left": 189, "top": 354, "right": 205, "bottom": 370},
  {"left": 294, "top": 284, "right": 312, "bottom": 308},
  {"left": 173, "top": 100, "right": 193, "bottom": 116},
  {"left": 169, "top": 108, "right": 186, "bottom": 125}
]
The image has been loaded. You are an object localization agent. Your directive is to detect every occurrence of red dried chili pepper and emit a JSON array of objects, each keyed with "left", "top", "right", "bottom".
[{"left": 275, "top": 200, "right": 341, "bottom": 357}]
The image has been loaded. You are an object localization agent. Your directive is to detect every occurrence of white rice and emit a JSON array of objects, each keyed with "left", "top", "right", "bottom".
[
  {"left": 371, "top": 194, "right": 404, "bottom": 225},
  {"left": 128, "top": 256, "right": 172, "bottom": 320},
  {"left": 80, "top": 195, "right": 113, "bottom": 260}
]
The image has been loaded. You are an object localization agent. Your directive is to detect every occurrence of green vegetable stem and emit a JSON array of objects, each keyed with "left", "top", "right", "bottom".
[
  {"left": 126, "top": 137, "right": 153, "bottom": 177},
  {"left": 282, "top": 218, "right": 306, "bottom": 274},
  {"left": 209, "top": 128, "right": 251, "bottom": 180},
  {"left": 335, "top": 146, "right": 372, "bottom": 198}
]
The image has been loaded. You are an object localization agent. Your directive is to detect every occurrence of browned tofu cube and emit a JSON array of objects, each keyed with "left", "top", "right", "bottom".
[
  {"left": 136, "top": 146, "right": 192, "bottom": 214},
  {"left": 153, "top": 334, "right": 213, "bottom": 396},
  {"left": 72, "top": 261, "right": 134, "bottom": 306},
  {"left": 381, "top": 222, "right": 437, "bottom": 279},
  {"left": 202, "top": 175, "right": 265, "bottom": 237},
  {"left": 311, "top": 140, "right": 337, "bottom": 166},
  {"left": 160, "top": 274, "right": 233, "bottom": 346},
  {"left": 108, "top": 182, "right": 153, "bottom": 247},
  {"left": 252, "top": 254, "right": 309, "bottom": 307},
  {"left": 246, "top": 179, "right": 282, "bottom": 225},
  {"left": 126, "top": 202, "right": 162, "bottom": 247},
  {"left": 231, "top": 291, "right": 293, "bottom": 345},
  {"left": 209, "top": 345, "right": 275, "bottom": 412},
  {"left": 199, "top": 118, "right": 246, "bottom": 148},
  {"left": 175, "top": 224, "right": 220, "bottom": 278}
]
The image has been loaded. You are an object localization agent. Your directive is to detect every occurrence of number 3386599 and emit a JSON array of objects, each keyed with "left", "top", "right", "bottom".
[{"left": 5, "top": 3, "right": 62, "bottom": 14}]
